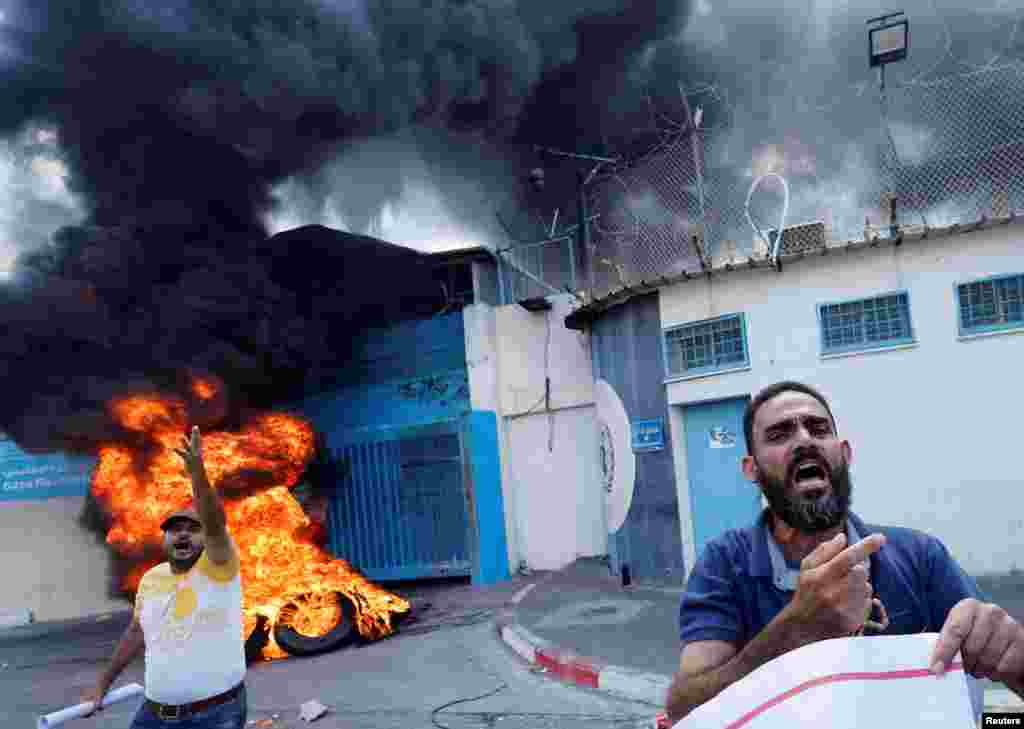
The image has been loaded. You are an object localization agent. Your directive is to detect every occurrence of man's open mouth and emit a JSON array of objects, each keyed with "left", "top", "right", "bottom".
[{"left": 792, "top": 459, "right": 829, "bottom": 497}]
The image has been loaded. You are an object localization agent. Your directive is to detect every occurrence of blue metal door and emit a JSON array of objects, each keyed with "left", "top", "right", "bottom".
[
  {"left": 682, "top": 397, "right": 762, "bottom": 560},
  {"left": 328, "top": 420, "right": 471, "bottom": 581}
]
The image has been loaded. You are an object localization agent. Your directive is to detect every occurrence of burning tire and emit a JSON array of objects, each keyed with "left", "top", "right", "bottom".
[{"left": 273, "top": 591, "right": 358, "bottom": 657}]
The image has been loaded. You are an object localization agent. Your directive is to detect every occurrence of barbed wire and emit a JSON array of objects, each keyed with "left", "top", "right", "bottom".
[{"left": 497, "top": 60, "right": 1024, "bottom": 304}]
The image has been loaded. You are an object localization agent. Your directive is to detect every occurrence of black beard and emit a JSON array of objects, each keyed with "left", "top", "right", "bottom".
[
  {"left": 168, "top": 545, "right": 204, "bottom": 573},
  {"left": 757, "top": 451, "right": 853, "bottom": 534}
]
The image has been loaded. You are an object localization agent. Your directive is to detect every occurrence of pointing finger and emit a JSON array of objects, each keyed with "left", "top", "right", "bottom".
[
  {"left": 800, "top": 532, "right": 847, "bottom": 570},
  {"left": 823, "top": 534, "right": 886, "bottom": 581}
]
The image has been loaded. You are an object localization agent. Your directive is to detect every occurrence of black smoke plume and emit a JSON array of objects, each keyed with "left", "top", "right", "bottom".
[{"left": 0, "top": 0, "right": 1020, "bottom": 456}]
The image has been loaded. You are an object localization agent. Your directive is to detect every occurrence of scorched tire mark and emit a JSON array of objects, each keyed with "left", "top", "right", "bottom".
[{"left": 273, "top": 592, "right": 359, "bottom": 657}]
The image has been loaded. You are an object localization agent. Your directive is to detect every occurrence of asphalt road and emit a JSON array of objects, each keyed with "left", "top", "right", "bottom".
[{"left": 2, "top": 604, "right": 657, "bottom": 729}]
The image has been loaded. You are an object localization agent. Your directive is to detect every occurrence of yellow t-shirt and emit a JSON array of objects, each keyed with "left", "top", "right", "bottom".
[{"left": 134, "top": 542, "right": 246, "bottom": 704}]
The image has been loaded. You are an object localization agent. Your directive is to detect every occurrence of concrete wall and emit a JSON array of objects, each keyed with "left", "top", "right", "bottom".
[
  {"left": 496, "top": 294, "right": 594, "bottom": 415},
  {"left": 506, "top": 406, "right": 605, "bottom": 570},
  {"left": 490, "top": 295, "right": 607, "bottom": 571},
  {"left": 0, "top": 496, "right": 126, "bottom": 622},
  {"left": 661, "top": 223, "right": 1024, "bottom": 576},
  {"left": 0, "top": 439, "right": 124, "bottom": 623},
  {"left": 465, "top": 301, "right": 521, "bottom": 572}
]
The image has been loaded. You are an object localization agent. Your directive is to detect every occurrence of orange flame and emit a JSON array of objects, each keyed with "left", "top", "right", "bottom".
[
  {"left": 191, "top": 377, "right": 217, "bottom": 401},
  {"left": 91, "top": 381, "right": 410, "bottom": 660}
]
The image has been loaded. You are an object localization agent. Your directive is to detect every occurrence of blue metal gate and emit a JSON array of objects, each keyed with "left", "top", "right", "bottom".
[
  {"left": 328, "top": 420, "right": 472, "bottom": 581},
  {"left": 682, "top": 397, "right": 762, "bottom": 560}
]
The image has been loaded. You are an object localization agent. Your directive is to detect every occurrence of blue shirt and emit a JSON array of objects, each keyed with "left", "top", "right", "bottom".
[{"left": 679, "top": 510, "right": 985, "bottom": 646}]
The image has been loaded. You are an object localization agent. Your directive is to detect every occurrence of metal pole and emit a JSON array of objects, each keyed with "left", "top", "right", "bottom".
[
  {"left": 568, "top": 231, "right": 577, "bottom": 293},
  {"left": 496, "top": 251, "right": 507, "bottom": 305},
  {"left": 679, "top": 83, "right": 707, "bottom": 230},
  {"left": 493, "top": 212, "right": 566, "bottom": 299},
  {"left": 577, "top": 169, "right": 593, "bottom": 298},
  {"left": 534, "top": 145, "right": 618, "bottom": 164}
]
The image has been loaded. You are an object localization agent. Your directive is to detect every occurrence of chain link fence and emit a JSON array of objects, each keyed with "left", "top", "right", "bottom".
[
  {"left": 879, "top": 62, "right": 1024, "bottom": 229},
  {"left": 494, "top": 62, "right": 1024, "bottom": 305}
]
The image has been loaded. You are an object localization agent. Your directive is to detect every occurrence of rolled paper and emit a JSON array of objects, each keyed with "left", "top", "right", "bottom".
[{"left": 37, "top": 683, "right": 144, "bottom": 729}]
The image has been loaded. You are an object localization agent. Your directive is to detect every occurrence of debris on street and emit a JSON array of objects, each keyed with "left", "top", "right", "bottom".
[{"left": 299, "top": 699, "right": 329, "bottom": 723}]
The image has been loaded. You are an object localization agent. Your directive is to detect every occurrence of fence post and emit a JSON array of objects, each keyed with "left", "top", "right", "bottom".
[
  {"left": 880, "top": 192, "right": 898, "bottom": 240},
  {"left": 577, "top": 169, "right": 593, "bottom": 299},
  {"left": 994, "top": 188, "right": 1010, "bottom": 219}
]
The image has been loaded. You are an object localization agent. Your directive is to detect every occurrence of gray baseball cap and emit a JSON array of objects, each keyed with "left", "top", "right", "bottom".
[{"left": 160, "top": 507, "right": 202, "bottom": 531}]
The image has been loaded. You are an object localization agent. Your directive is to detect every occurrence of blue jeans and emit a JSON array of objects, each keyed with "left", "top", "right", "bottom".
[{"left": 130, "top": 685, "right": 247, "bottom": 729}]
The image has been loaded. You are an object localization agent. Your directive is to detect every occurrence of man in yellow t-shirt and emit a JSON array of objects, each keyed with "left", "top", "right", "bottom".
[{"left": 83, "top": 426, "right": 247, "bottom": 728}]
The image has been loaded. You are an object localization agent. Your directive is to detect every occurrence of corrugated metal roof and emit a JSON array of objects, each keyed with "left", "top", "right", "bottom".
[{"left": 564, "top": 212, "right": 1024, "bottom": 330}]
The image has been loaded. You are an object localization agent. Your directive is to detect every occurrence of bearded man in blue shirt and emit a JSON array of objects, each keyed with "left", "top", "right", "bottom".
[{"left": 665, "top": 381, "right": 1024, "bottom": 724}]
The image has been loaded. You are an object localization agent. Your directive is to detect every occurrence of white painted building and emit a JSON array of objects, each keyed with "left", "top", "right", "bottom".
[
  {"left": 482, "top": 214, "right": 1024, "bottom": 582},
  {"left": 661, "top": 219, "right": 1024, "bottom": 578}
]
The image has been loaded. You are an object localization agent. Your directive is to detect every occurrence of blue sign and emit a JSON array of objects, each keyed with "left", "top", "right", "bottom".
[
  {"left": 0, "top": 435, "right": 94, "bottom": 502},
  {"left": 631, "top": 418, "right": 665, "bottom": 452}
]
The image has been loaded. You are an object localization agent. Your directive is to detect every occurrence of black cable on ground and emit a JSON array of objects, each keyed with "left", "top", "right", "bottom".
[{"left": 430, "top": 680, "right": 510, "bottom": 729}]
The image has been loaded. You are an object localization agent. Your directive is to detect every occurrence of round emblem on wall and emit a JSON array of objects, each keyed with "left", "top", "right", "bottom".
[
  {"left": 594, "top": 379, "right": 636, "bottom": 535},
  {"left": 599, "top": 422, "right": 615, "bottom": 494}
]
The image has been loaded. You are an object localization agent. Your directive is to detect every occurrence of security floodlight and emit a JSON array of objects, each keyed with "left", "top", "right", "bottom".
[{"left": 868, "top": 12, "right": 908, "bottom": 68}]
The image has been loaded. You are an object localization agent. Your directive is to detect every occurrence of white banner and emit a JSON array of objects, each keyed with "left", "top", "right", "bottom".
[{"left": 673, "top": 635, "right": 974, "bottom": 728}]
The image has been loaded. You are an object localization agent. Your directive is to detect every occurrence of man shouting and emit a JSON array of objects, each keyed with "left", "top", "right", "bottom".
[
  {"left": 84, "top": 426, "right": 247, "bottom": 728},
  {"left": 665, "top": 381, "right": 1024, "bottom": 723}
]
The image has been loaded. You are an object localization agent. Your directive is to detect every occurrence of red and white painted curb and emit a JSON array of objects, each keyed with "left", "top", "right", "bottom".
[
  {"left": 498, "top": 580, "right": 1023, "bottom": 720},
  {"left": 497, "top": 581, "right": 671, "bottom": 708}
]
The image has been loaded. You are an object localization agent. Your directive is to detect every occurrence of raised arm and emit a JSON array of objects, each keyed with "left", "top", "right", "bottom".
[{"left": 175, "top": 425, "right": 233, "bottom": 564}]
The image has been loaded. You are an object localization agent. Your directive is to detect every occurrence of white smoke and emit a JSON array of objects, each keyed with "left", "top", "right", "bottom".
[
  {"left": 266, "top": 128, "right": 505, "bottom": 252},
  {"left": 0, "top": 125, "right": 83, "bottom": 275}
]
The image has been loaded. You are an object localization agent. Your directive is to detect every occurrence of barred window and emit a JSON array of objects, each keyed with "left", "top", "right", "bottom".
[
  {"left": 818, "top": 292, "right": 914, "bottom": 355},
  {"left": 664, "top": 314, "right": 748, "bottom": 378},
  {"left": 957, "top": 274, "right": 1024, "bottom": 335}
]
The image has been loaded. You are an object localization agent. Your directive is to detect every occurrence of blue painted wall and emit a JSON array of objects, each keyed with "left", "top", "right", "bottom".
[
  {"left": 590, "top": 292, "right": 685, "bottom": 581},
  {"left": 296, "top": 312, "right": 509, "bottom": 585},
  {"left": 0, "top": 435, "right": 95, "bottom": 502},
  {"left": 301, "top": 313, "right": 471, "bottom": 437},
  {"left": 466, "top": 411, "right": 510, "bottom": 585}
]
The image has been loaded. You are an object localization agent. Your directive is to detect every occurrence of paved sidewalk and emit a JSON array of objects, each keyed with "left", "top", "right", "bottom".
[{"left": 497, "top": 557, "right": 1024, "bottom": 714}]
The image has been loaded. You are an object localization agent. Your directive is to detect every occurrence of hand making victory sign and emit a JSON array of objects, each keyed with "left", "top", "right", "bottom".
[
  {"left": 174, "top": 425, "right": 205, "bottom": 477},
  {"left": 173, "top": 425, "right": 235, "bottom": 566}
]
